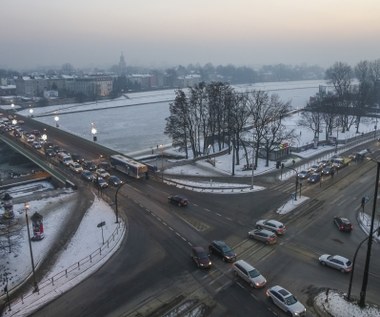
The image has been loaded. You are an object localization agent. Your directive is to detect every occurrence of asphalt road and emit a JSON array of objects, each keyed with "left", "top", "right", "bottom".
[{"left": 2, "top": 114, "right": 380, "bottom": 317}]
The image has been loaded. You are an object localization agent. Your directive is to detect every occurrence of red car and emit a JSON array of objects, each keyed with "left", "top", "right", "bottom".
[
  {"left": 191, "top": 246, "right": 212, "bottom": 269},
  {"left": 334, "top": 217, "right": 353, "bottom": 232}
]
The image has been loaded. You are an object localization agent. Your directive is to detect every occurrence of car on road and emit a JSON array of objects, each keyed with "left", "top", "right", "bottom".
[
  {"left": 321, "top": 165, "right": 335, "bottom": 176},
  {"left": 71, "top": 153, "right": 85, "bottom": 163},
  {"left": 82, "top": 160, "right": 97, "bottom": 171},
  {"left": 318, "top": 254, "right": 352, "bottom": 273},
  {"left": 96, "top": 177, "right": 108, "bottom": 189},
  {"left": 208, "top": 240, "right": 236, "bottom": 262},
  {"left": 232, "top": 260, "right": 266, "bottom": 288},
  {"left": 297, "top": 170, "right": 310, "bottom": 180},
  {"left": 69, "top": 162, "right": 83, "bottom": 173},
  {"left": 96, "top": 168, "right": 110, "bottom": 179},
  {"left": 191, "top": 246, "right": 212, "bottom": 269},
  {"left": 307, "top": 173, "right": 321, "bottom": 184},
  {"left": 81, "top": 170, "right": 95, "bottom": 182},
  {"left": 333, "top": 217, "right": 353, "bottom": 232},
  {"left": 248, "top": 228, "right": 277, "bottom": 244},
  {"left": 168, "top": 194, "right": 189, "bottom": 207},
  {"left": 308, "top": 164, "right": 321, "bottom": 173},
  {"left": 108, "top": 175, "right": 123, "bottom": 187},
  {"left": 32, "top": 141, "right": 42, "bottom": 149},
  {"left": 266, "top": 285, "right": 306, "bottom": 316},
  {"left": 256, "top": 219, "right": 286, "bottom": 235}
]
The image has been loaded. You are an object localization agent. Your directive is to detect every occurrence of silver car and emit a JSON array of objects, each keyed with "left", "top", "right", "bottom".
[
  {"left": 248, "top": 228, "right": 277, "bottom": 244},
  {"left": 232, "top": 260, "right": 266, "bottom": 288},
  {"left": 256, "top": 219, "right": 286, "bottom": 235},
  {"left": 266, "top": 285, "right": 306, "bottom": 316},
  {"left": 318, "top": 254, "right": 352, "bottom": 273}
]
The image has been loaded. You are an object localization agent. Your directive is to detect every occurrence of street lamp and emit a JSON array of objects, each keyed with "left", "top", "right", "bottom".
[
  {"left": 29, "top": 108, "right": 34, "bottom": 117},
  {"left": 91, "top": 123, "right": 97, "bottom": 142},
  {"left": 359, "top": 160, "right": 380, "bottom": 307},
  {"left": 24, "top": 202, "right": 39, "bottom": 293},
  {"left": 159, "top": 144, "right": 164, "bottom": 181},
  {"left": 11, "top": 119, "right": 17, "bottom": 126},
  {"left": 250, "top": 146, "right": 255, "bottom": 190},
  {"left": 335, "top": 118, "right": 340, "bottom": 154},
  {"left": 115, "top": 182, "right": 127, "bottom": 223},
  {"left": 284, "top": 166, "right": 298, "bottom": 201},
  {"left": 54, "top": 115, "right": 59, "bottom": 128}
]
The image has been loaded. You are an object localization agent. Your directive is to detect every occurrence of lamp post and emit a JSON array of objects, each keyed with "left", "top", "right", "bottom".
[
  {"left": 115, "top": 182, "right": 127, "bottom": 223},
  {"left": 359, "top": 160, "right": 380, "bottom": 307},
  {"left": 41, "top": 133, "right": 47, "bottom": 143},
  {"left": 285, "top": 166, "right": 298, "bottom": 201},
  {"left": 24, "top": 202, "right": 39, "bottom": 293},
  {"left": 159, "top": 144, "right": 164, "bottom": 181},
  {"left": 335, "top": 118, "right": 340, "bottom": 154},
  {"left": 29, "top": 108, "right": 34, "bottom": 117},
  {"left": 250, "top": 145, "right": 255, "bottom": 190},
  {"left": 54, "top": 115, "right": 59, "bottom": 128},
  {"left": 11, "top": 119, "right": 17, "bottom": 126},
  {"left": 91, "top": 123, "right": 97, "bottom": 142},
  {"left": 347, "top": 234, "right": 370, "bottom": 301}
]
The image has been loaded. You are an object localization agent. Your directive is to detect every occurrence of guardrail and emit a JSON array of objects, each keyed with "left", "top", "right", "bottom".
[{"left": 2, "top": 221, "right": 126, "bottom": 316}]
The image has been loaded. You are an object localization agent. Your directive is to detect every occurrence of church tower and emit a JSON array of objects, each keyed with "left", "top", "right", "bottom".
[{"left": 118, "top": 52, "right": 127, "bottom": 76}]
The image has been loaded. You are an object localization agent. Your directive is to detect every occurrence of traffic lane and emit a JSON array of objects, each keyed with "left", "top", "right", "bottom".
[
  {"left": 257, "top": 243, "right": 350, "bottom": 315},
  {"left": 32, "top": 193, "right": 198, "bottom": 317},
  {"left": 213, "top": 282, "right": 276, "bottom": 317}
]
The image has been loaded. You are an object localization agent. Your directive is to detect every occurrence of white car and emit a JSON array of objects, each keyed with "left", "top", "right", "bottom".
[
  {"left": 318, "top": 254, "right": 352, "bottom": 273},
  {"left": 266, "top": 285, "right": 306, "bottom": 316},
  {"left": 95, "top": 168, "right": 110, "bottom": 178},
  {"left": 232, "top": 260, "right": 267, "bottom": 288},
  {"left": 256, "top": 219, "right": 286, "bottom": 235},
  {"left": 70, "top": 162, "right": 83, "bottom": 173}
]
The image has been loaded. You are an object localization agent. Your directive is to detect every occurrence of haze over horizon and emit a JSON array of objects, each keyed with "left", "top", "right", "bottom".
[{"left": 1, "top": 0, "right": 380, "bottom": 71}]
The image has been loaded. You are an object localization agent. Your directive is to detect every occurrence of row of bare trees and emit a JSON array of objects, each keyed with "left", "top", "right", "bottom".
[
  {"left": 299, "top": 59, "right": 380, "bottom": 141},
  {"left": 164, "top": 82, "right": 296, "bottom": 169}
]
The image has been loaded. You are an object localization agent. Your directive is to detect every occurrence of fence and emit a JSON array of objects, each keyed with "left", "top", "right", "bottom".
[{"left": 3, "top": 221, "right": 126, "bottom": 316}]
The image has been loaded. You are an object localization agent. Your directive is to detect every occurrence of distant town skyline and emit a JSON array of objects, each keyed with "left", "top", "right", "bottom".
[{"left": 1, "top": 0, "right": 380, "bottom": 71}]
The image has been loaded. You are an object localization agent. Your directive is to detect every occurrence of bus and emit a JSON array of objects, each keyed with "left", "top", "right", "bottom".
[{"left": 110, "top": 154, "right": 148, "bottom": 179}]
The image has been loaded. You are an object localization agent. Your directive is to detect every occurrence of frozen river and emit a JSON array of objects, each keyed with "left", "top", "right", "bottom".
[{"left": 19, "top": 80, "right": 329, "bottom": 155}]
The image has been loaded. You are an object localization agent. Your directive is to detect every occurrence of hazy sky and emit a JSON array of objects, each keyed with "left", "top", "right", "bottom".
[{"left": 1, "top": 0, "right": 380, "bottom": 70}]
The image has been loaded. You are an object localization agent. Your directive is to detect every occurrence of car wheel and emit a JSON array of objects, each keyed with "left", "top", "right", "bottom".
[
  {"left": 287, "top": 311, "right": 293, "bottom": 317},
  {"left": 320, "top": 261, "right": 326, "bottom": 266}
]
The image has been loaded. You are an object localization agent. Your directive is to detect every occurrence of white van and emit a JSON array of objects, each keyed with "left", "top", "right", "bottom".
[{"left": 232, "top": 259, "right": 267, "bottom": 288}]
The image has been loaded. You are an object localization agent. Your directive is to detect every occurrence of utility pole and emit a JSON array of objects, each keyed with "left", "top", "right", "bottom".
[{"left": 359, "top": 161, "right": 380, "bottom": 307}]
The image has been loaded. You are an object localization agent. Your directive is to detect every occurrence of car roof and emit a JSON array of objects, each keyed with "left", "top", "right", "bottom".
[
  {"left": 270, "top": 285, "right": 291, "bottom": 296},
  {"left": 212, "top": 240, "right": 227, "bottom": 246},
  {"left": 234, "top": 259, "right": 255, "bottom": 271},
  {"left": 265, "top": 219, "right": 283, "bottom": 226},
  {"left": 192, "top": 246, "right": 206, "bottom": 253},
  {"left": 332, "top": 255, "right": 350, "bottom": 262},
  {"left": 251, "top": 228, "right": 275, "bottom": 236}
]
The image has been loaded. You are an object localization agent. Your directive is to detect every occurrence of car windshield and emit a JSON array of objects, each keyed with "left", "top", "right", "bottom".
[
  {"left": 248, "top": 269, "right": 260, "bottom": 278},
  {"left": 285, "top": 295, "right": 297, "bottom": 305},
  {"left": 197, "top": 251, "right": 208, "bottom": 259},
  {"left": 346, "top": 260, "right": 352, "bottom": 266}
]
